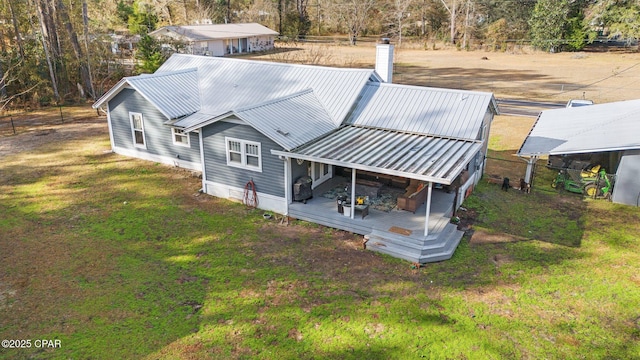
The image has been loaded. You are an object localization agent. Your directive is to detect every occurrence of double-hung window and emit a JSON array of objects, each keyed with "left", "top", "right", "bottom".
[
  {"left": 225, "top": 137, "right": 262, "bottom": 172},
  {"left": 129, "top": 112, "right": 146, "bottom": 149},
  {"left": 172, "top": 128, "right": 190, "bottom": 147}
]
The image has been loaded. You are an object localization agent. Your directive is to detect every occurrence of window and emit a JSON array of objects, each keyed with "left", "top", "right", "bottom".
[
  {"left": 172, "top": 128, "right": 190, "bottom": 147},
  {"left": 225, "top": 137, "right": 262, "bottom": 172},
  {"left": 129, "top": 112, "right": 146, "bottom": 149}
]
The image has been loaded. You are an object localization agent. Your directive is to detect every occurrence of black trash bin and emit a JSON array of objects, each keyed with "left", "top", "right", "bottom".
[{"left": 293, "top": 176, "right": 313, "bottom": 203}]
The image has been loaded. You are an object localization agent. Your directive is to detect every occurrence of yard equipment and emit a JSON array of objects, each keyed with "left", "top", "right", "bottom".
[{"left": 551, "top": 164, "right": 612, "bottom": 198}]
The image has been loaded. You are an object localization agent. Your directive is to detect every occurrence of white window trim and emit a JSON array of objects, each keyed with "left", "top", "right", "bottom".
[
  {"left": 225, "top": 136, "right": 262, "bottom": 172},
  {"left": 171, "top": 128, "right": 190, "bottom": 148},
  {"left": 129, "top": 112, "right": 146, "bottom": 149}
]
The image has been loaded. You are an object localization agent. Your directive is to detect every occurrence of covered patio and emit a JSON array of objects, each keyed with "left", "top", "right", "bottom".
[
  {"left": 273, "top": 125, "right": 481, "bottom": 263},
  {"left": 289, "top": 176, "right": 456, "bottom": 236}
]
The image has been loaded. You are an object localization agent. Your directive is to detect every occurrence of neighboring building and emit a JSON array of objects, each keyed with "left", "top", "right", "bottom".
[
  {"left": 148, "top": 23, "right": 278, "bottom": 56},
  {"left": 109, "top": 33, "right": 140, "bottom": 55},
  {"left": 93, "top": 45, "right": 498, "bottom": 263},
  {"left": 518, "top": 99, "right": 640, "bottom": 207}
]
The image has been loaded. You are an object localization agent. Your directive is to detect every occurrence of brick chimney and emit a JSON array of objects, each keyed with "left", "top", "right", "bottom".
[{"left": 375, "top": 38, "right": 394, "bottom": 83}]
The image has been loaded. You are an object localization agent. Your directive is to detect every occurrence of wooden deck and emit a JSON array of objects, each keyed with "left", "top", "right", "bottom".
[{"left": 288, "top": 177, "right": 465, "bottom": 263}]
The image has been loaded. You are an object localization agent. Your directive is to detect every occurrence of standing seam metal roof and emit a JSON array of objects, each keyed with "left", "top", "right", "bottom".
[
  {"left": 157, "top": 54, "right": 376, "bottom": 127},
  {"left": 273, "top": 126, "right": 482, "bottom": 184},
  {"left": 92, "top": 68, "right": 201, "bottom": 119},
  {"left": 517, "top": 99, "right": 640, "bottom": 156},
  {"left": 126, "top": 69, "right": 201, "bottom": 119},
  {"left": 178, "top": 90, "right": 338, "bottom": 151},
  {"left": 348, "top": 83, "right": 496, "bottom": 140}
]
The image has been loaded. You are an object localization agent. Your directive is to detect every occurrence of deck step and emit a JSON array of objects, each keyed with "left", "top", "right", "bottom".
[{"left": 367, "top": 223, "right": 464, "bottom": 263}]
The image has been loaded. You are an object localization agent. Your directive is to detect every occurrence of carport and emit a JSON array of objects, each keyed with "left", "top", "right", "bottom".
[{"left": 517, "top": 99, "right": 640, "bottom": 206}]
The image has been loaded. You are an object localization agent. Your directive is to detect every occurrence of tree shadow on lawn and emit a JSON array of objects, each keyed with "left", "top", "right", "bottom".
[
  {"left": 479, "top": 149, "right": 588, "bottom": 248},
  {"left": 393, "top": 64, "right": 585, "bottom": 98},
  {"left": 462, "top": 179, "right": 586, "bottom": 248}
]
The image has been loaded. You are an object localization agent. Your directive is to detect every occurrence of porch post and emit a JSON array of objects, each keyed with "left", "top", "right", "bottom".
[
  {"left": 524, "top": 156, "right": 537, "bottom": 184},
  {"left": 283, "top": 157, "right": 291, "bottom": 215},
  {"left": 350, "top": 168, "right": 356, "bottom": 219},
  {"left": 424, "top": 182, "right": 433, "bottom": 237},
  {"left": 198, "top": 130, "right": 206, "bottom": 193}
]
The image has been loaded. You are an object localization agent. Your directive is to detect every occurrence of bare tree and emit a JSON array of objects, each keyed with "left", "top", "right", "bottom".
[
  {"left": 330, "top": 0, "right": 377, "bottom": 45},
  {"left": 438, "top": 0, "right": 457, "bottom": 43},
  {"left": 34, "top": 0, "right": 60, "bottom": 102},
  {"left": 7, "top": 0, "right": 25, "bottom": 59},
  {"left": 390, "top": 0, "right": 414, "bottom": 45},
  {"left": 239, "top": 0, "right": 278, "bottom": 29},
  {"left": 82, "top": 0, "right": 95, "bottom": 99},
  {"left": 57, "top": 0, "right": 94, "bottom": 99},
  {"left": 151, "top": 0, "right": 176, "bottom": 25},
  {"left": 0, "top": 58, "right": 41, "bottom": 111}
]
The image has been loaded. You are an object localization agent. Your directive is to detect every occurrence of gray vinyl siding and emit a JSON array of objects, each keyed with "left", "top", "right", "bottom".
[
  {"left": 202, "top": 120, "right": 285, "bottom": 197},
  {"left": 291, "top": 160, "right": 308, "bottom": 182},
  {"left": 108, "top": 88, "right": 201, "bottom": 163}
]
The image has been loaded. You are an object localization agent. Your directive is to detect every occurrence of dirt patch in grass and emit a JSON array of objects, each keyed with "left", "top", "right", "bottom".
[{"left": 470, "top": 228, "right": 528, "bottom": 245}]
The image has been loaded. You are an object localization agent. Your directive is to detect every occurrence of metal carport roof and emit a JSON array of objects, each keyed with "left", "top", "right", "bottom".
[{"left": 518, "top": 99, "right": 640, "bottom": 157}]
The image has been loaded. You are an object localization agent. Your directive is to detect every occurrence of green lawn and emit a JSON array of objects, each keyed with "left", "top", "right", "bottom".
[{"left": 1, "top": 119, "right": 639, "bottom": 359}]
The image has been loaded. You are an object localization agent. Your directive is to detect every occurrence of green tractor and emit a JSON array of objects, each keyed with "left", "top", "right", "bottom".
[{"left": 551, "top": 165, "right": 612, "bottom": 198}]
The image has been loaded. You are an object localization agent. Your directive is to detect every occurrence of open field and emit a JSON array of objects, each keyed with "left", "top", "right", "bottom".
[
  {"left": 1, "top": 48, "right": 640, "bottom": 359},
  {"left": 256, "top": 43, "right": 640, "bottom": 104}
]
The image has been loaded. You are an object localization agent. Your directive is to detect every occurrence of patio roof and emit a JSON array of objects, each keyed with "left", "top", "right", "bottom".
[{"left": 271, "top": 125, "right": 482, "bottom": 185}]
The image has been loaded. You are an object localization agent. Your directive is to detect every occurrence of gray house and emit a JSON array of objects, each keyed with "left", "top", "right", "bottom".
[
  {"left": 93, "top": 45, "right": 498, "bottom": 263},
  {"left": 148, "top": 23, "right": 278, "bottom": 56},
  {"left": 518, "top": 99, "right": 640, "bottom": 206}
]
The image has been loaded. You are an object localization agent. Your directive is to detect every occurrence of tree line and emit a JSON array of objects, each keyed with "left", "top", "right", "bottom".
[{"left": 1, "top": 0, "right": 639, "bottom": 110}]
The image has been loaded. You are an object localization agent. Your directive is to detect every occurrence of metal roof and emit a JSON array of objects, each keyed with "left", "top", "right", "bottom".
[
  {"left": 157, "top": 54, "right": 376, "bottom": 126},
  {"left": 348, "top": 82, "right": 497, "bottom": 140},
  {"left": 92, "top": 69, "right": 200, "bottom": 119},
  {"left": 272, "top": 126, "right": 483, "bottom": 184},
  {"left": 180, "top": 89, "right": 336, "bottom": 151},
  {"left": 149, "top": 23, "right": 278, "bottom": 41},
  {"left": 166, "top": 111, "right": 218, "bottom": 128},
  {"left": 232, "top": 89, "right": 336, "bottom": 151},
  {"left": 518, "top": 99, "right": 640, "bottom": 157}
]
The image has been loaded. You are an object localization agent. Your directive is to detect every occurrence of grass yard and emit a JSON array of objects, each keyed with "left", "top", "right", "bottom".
[{"left": 1, "top": 109, "right": 639, "bottom": 359}]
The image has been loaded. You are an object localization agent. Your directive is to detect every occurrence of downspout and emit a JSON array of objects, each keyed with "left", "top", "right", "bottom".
[{"left": 424, "top": 182, "right": 433, "bottom": 237}]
